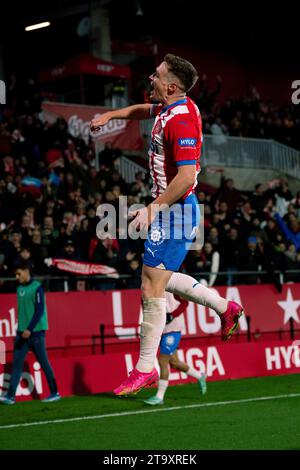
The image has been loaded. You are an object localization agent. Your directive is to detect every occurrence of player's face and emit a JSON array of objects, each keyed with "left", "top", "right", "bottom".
[
  {"left": 15, "top": 269, "right": 30, "bottom": 284},
  {"left": 149, "top": 62, "right": 170, "bottom": 102}
]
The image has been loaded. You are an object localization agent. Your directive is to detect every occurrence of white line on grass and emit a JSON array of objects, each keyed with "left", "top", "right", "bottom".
[{"left": 1, "top": 393, "right": 300, "bottom": 431}]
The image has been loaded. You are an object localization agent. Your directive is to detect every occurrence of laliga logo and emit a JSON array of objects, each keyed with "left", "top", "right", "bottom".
[
  {"left": 150, "top": 227, "right": 165, "bottom": 245},
  {"left": 0, "top": 80, "right": 6, "bottom": 104},
  {"left": 291, "top": 80, "right": 300, "bottom": 105}
]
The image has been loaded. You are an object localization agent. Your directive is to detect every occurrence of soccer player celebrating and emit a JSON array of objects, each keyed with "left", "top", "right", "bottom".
[
  {"left": 144, "top": 292, "right": 207, "bottom": 406},
  {"left": 90, "top": 54, "right": 243, "bottom": 397},
  {"left": 0, "top": 261, "right": 60, "bottom": 405}
]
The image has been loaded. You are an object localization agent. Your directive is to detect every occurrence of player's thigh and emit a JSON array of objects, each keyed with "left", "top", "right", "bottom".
[
  {"left": 169, "top": 350, "right": 180, "bottom": 368},
  {"left": 141, "top": 264, "right": 173, "bottom": 298}
]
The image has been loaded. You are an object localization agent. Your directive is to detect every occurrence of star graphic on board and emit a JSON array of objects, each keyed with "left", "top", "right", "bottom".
[{"left": 277, "top": 288, "right": 300, "bottom": 325}]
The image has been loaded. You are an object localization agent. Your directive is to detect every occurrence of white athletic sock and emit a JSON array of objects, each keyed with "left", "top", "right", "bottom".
[
  {"left": 156, "top": 379, "right": 169, "bottom": 400},
  {"left": 166, "top": 272, "right": 228, "bottom": 315},
  {"left": 186, "top": 366, "right": 202, "bottom": 381},
  {"left": 136, "top": 297, "right": 166, "bottom": 373}
]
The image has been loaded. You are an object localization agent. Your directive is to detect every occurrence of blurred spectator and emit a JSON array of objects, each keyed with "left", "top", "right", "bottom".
[
  {"left": 1, "top": 73, "right": 300, "bottom": 293},
  {"left": 238, "top": 236, "right": 265, "bottom": 284},
  {"left": 212, "top": 170, "right": 242, "bottom": 215},
  {"left": 220, "top": 227, "right": 242, "bottom": 285}
]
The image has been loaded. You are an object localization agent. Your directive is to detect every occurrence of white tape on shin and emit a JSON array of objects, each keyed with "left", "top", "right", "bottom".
[{"left": 136, "top": 298, "right": 166, "bottom": 373}]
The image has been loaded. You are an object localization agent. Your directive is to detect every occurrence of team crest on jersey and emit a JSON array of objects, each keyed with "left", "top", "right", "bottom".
[{"left": 149, "top": 226, "right": 165, "bottom": 245}]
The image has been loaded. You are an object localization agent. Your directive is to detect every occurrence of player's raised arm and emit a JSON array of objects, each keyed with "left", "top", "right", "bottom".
[{"left": 90, "top": 103, "right": 152, "bottom": 132}]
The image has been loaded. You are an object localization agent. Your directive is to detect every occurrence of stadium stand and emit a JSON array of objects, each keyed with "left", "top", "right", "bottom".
[{"left": 1, "top": 75, "right": 300, "bottom": 293}]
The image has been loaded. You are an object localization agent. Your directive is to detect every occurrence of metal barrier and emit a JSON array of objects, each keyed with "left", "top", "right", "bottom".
[
  {"left": 119, "top": 156, "right": 148, "bottom": 183},
  {"left": 1, "top": 270, "right": 299, "bottom": 292},
  {"left": 202, "top": 135, "right": 300, "bottom": 179},
  {"left": 93, "top": 317, "right": 299, "bottom": 354},
  {"left": 139, "top": 119, "right": 300, "bottom": 180},
  {"left": 95, "top": 141, "right": 148, "bottom": 181}
]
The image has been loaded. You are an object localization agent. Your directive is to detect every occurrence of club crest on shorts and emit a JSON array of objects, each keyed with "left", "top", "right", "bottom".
[
  {"left": 149, "top": 226, "right": 165, "bottom": 245},
  {"left": 166, "top": 335, "right": 175, "bottom": 346}
]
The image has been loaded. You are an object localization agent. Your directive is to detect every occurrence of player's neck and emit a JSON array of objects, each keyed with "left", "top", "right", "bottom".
[{"left": 163, "top": 93, "right": 186, "bottom": 107}]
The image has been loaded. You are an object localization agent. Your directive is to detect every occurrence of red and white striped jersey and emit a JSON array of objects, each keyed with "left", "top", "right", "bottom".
[{"left": 149, "top": 97, "right": 202, "bottom": 200}]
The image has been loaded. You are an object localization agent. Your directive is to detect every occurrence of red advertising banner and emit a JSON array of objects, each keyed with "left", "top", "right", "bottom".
[
  {"left": 1, "top": 284, "right": 300, "bottom": 355},
  {"left": 1, "top": 340, "right": 300, "bottom": 401},
  {"left": 41, "top": 101, "right": 143, "bottom": 150}
]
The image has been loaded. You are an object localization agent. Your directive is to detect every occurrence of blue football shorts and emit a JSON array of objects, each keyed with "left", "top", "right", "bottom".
[
  {"left": 143, "top": 193, "right": 200, "bottom": 271},
  {"left": 160, "top": 331, "right": 182, "bottom": 355}
]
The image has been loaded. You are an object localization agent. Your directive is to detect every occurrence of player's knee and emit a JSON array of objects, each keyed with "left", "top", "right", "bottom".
[
  {"left": 141, "top": 277, "right": 163, "bottom": 299},
  {"left": 159, "top": 355, "right": 170, "bottom": 366},
  {"left": 169, "top": 357, "right": 179, "bottom": 369},
  {"left": 141, "top": 277, "right": 154, "bottom": 299}
]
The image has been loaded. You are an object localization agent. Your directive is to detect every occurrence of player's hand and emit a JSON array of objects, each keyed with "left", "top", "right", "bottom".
[
  {"left": 128, "top": 206, "right": 157, "bottom": 236},
  {"left": 22, "top": 329, "right": 31, "bottom": 339},
  {"left": 90, "top": 112, "right": 112, "bottom": 133}
]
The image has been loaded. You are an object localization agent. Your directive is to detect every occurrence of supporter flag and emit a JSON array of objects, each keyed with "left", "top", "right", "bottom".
[
  {"left": 20, "top": 176, "right": 43, "bottom": 198},
  {"left": 45, "top": 258, "right": 119, "bottom": 278},
  {"left": 48, "top": 171, "right": 61, "bottom": 186}
]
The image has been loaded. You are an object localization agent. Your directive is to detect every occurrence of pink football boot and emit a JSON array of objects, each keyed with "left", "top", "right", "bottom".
[
  {"left": 114, "top": 368, "right": 159, "bottom": 396},
  {"left": 221, "top": 301, "right": 244, "bottom": 341}
]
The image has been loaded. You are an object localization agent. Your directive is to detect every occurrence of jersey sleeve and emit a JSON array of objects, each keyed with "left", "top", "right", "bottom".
[{"left": 164, "top": 115, "right": 200, "bottom": 166}]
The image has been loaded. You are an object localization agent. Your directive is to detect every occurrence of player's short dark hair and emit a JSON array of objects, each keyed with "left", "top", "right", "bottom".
[
  {"left": 164, "top": 53, "right": 199, "bottom": 92},
  {"left": 14, "top": 260, "right": 33, "bottom": 273}
]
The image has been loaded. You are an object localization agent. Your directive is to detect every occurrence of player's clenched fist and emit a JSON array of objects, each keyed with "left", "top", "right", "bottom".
[{"left": 90, "top": 112, "right": 112, "bottom": 133}]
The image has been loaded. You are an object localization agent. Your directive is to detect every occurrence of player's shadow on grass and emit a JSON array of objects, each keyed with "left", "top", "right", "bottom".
[
  {"left": 72, "top": 363, "right": 92, "bottom": 395},
  {"left": 93, "top": 392, "right": 147, "bottom": 403}
]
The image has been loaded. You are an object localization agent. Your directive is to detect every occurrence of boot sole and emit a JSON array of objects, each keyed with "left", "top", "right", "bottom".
[{"left": 223, "top": 309, "right": 244, "bottom": 341}]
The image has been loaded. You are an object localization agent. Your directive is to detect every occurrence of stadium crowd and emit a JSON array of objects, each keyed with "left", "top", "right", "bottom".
[
  {"left": 0, "top": 75, "right": 300, "bottom": 293},
  {"left": 195, "top": 74, "right": 300, "bottom": 150}
]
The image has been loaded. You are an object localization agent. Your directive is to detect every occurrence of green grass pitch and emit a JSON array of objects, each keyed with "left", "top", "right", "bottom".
[{"left": 0, "top": 374, "right": 299, "bottom": 450}]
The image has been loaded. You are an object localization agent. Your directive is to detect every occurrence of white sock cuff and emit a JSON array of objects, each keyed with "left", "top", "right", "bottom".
[
  {"left": 186, "top": 367, "right": 201, "bottom": 380},
  {"left": 158, "top": 379, "right": 169, "bottom": 388}
]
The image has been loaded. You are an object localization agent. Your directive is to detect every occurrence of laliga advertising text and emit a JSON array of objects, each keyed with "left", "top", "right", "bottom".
[
  {"left": 0, "top": 340, "right": 6, "bottom": 365},
  {"left": 0, "top": 361, "right": 43, "bottom": 396},
  {"left": 125, "top": 346, "right": 225, "bottom": 379}
]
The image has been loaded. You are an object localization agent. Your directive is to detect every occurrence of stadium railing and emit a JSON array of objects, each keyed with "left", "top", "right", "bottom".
[
  {"left": 202, "top": 135, "right": 300, "bottom": 179},
  {"left": 93, "top": 317, "right": 299, "bottom": 353},
  {"left": 0, "top": 269, "right": 299, "bottom": 292},
  {"left": 140, "top": 119, "right": 300, "bottom": 180},
  {"left": 119, "top": 156, "right": 148, "bottom": 183}
]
